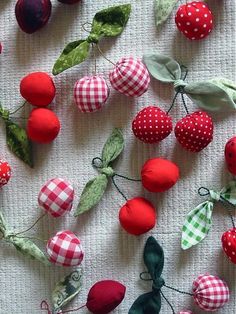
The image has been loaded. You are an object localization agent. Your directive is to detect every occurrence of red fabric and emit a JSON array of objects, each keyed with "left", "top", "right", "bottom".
[
  {"left": 174, "top": 111, "right": 213, "bottom": 152},
  {"left": 20, "top": 72, "right": 56, "bottom": 106},
  {"left": 27, "top": 108, "right": 60, "bottom": 143},
  {"left": 86, "top": 280, "right": 126, "bottom": 314},
  {"left": 119, "top": 197, "right": 156, "bottom": 235},
  {"left": 141, "top": 158, "right": 179, "bottom": 193},
  {"left": 0, "top": 160, "right": 11, "bottom": 188},
  {"left": 225, "top": 136, "right": 236, "bottom": 175},
  {"left": 175, "top": 1, "right": 213, "bottom": 40},
  {"left": 222, "top": 228, "right": 236, "bottom": 264},
  {"left": 132, "top": 106, "right": 172, "bottom": 144}
]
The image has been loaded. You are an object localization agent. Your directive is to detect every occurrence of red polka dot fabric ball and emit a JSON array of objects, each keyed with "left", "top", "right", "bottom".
[
  {"left": 0, "top": 160, "right": 11, "bottom": 188},
  {"left": 20, "top": 72, "right": 56, "bottom": 106},
  {"left": 222, "top": 228, "right": 236, "bottom": 264},
  {"left": 119, "top": 197, "right": 156, "bottom": 235},
  {"left": 175, "top": 1, "right": 214, "bottom": 40},
  {"left": 141, "top": 158, "right": 179, "bottom": 193},
  {"left": 74, "top": 76, "right": 109, "bottom": 113},
  {"left": 38, "top": 178, "right": 74, "bottom": 217},
  {"left": 109, "top": 57, "right": 150, "bottom": 97},
  {"left": 46, "top": 230, "right": 84, "bottom": 266},
  {"left": 132, "top": 106, "right": 172, "bottom": 143},
  {"left": 225, "top": 136, "right": 236, "bottom": 175},
  {"left": 192, "top": 274, "right": 230, "bottom": 311}
]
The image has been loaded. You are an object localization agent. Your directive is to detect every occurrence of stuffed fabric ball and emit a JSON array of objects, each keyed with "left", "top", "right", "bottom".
[
  {"left": 0, "top": 160, "right": 11, "bottom": 188},
  {"left": 38, "top": 178, "right": 74, "bottom": 217},
  {"left": 141, "top": 158, "right": 179, "bottom": 193},
  {"left": 109, "top": 57, "right": 150, "bottom": 97},
  {"left": 132, "top": 106, "right": 172, "bottom": 143},
  {"left": 86, "top": 280, "right": 126, "bottom": 314},
  {"left": 222, "top": 228, "right": 236, "bottom": 264},
  {"left": 27, "top": 108, "right": 60, "bottom": 143},
  {"left": 192, "top": 274, "right": 230, "bottom": 311},
  {"left": 74, "top": 76, "right": 109, "bottom": 113},
  {"left": 225, "top": 136, "right": 236, "bottom": 175},
  {"left": 20, "top": 72, "right": 56, "bottom": 106},
  {"left": 46, "top": 230, "right": 84, "bottom": 266},
  {"left": 119, "top": 197, "right": 156, "bottom": 235},
  {"left": 175, "top": 1, "right": 213, "bottom": 40}
]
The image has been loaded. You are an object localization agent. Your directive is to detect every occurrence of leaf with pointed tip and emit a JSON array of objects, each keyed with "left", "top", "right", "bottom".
[
  {"left": 155, "top": 0, "right": 178, "bottom": 27},
  {"left": 0, "top": 211, "right": 8, "bottom": 237},
  {"left": 144, "top": 236, "right": 164, "bottom": 279},
  {"left": 129, "top": 291, "right": 161, "bottom": 314},
  {"left": 220, "top": 181, "right": 236, "bottom": 206},
  {"left": 102, "top": 128, "right": 124, "bottom": 167}
]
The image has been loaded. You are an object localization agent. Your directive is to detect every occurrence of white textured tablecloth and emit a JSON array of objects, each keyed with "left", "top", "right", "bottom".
[{"left": 0, "top": 0, "right": 235, "bottom": 313}]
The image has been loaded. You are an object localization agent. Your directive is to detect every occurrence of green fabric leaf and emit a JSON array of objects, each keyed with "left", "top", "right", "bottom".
[
  {"left": 220, "top": 181, "right": 236, "bottom": 206},
  {"left": 90, "top": 4, "right": 131, "bottom": 38},
  {"left": 102, "top": 128, "right": 124, "bottom": 167},
  {"left": 144, "top": 236, "right": 164, "bottom": 279},
  {"left": 75, "top": 174, "right": 108, "bottom": 216},
  {"left": 52, "top": 268, "right": 83, "bottom": 312},
  {"left": 7, "top": 235, "right": 50, "bottom": 265},
  {"left": 52, "top": 40, "right": 90, "bottom": 75},
  {"left": 181, "top": 201, "right": 213, "bottom": 250},
  {"left": 0, "top": 211, "right": 8, "bottom": 237},
  {"left": 129, "top": 291, "right": 161, "bottom": 314},
  {"left": 155, "top": 0, "right": 178, "bottom": 27},
  {"left": 143, "top": 53, "right": 181, "bottom": 83}
]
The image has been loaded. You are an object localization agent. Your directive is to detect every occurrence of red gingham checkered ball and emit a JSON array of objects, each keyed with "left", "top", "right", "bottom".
[
  {"left": 0, "top": 160, "right": 11, "bottom": 188},
  {"left": 109, "top": 57, "right": 150, "bottom": 97},
  {"left": 192, "top": 274, "right": 230, "bottom": 311},
  {"left": 74, "top": 75, "right": 109, "bottom": 113},
  {"left": 38, "top": 178, "right": 74, "bottom": 217},
  {"left": 46, "top": 230, "right": 84, "bottom": 266}
]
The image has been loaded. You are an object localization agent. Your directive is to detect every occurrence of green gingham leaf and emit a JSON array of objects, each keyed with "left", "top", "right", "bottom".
[
  {"left": 102, "top": 128, "right": 124, "bottom": 167},
  {"left": 181, "top": 201, "right": 213, "bottom": 250},
  {"left": 129, "top": 291, "right": 161, "bottom": 314},
  {"left": 52, "top": 268, "right": 83, "bottom": 312},
  {"left": 220, "top": 181, "right": 236, "bottom": 206},
  {"left": 155, "top": 0, "right": 178, "bottom": 27}
]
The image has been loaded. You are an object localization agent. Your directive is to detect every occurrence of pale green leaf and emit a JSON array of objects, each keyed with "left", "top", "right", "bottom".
[
  {"left": 0, "top": 211, "right": 8, "bottom": 237},
  {"left": 102, "top": 128, "right": 124, "bottom": 167},
  {"left": 155, "top": 0, "right": 178, "bottom": 27}
]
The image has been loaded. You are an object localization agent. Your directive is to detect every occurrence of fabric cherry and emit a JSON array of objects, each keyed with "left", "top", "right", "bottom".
[
  {"left": 46, "top": 230, "right": 84, "bottom": 267},
  {"left": 175, "top": 1, "right": 213, "bottom": 40},
  {"left": 174, "top": 111, "right": 213, "bottom": 152},
  {"left": 38, "top": 178, "right": 74, "bottom": 217},
  {"left": 141, "top": 158, "right": 179, "bottom": 193},
  {"left": 225, "top": 136, "right": 236, "bottom": 175},
  {"left": 27, "top": 108, "right": 60, "bottom": 143},
  {"left": 20, "top": 72, "right": 56, "bottom": 107},
  {"left": 119, "top": 197, "right": 156, "bottom": 235},
  {"left": 222, "top": 228, "right": 236, "bottom": 264},
  {"left": 109, "top": 57, "right": 150, "bottom": 97},
  {"left": 74, "top": 76, "right": 109, "bottom": 113},
  {"left": 192, "top": 274, "right": 230, "bottom": 311},
  {"left": 0, "top": 160, "right": 11, "bottom": 188},
  {"left": 132, "top": 106, "right": 172, "bottom": 143},
  {"left": 86, "top": 280, "right": 126, "bottom": 314}
]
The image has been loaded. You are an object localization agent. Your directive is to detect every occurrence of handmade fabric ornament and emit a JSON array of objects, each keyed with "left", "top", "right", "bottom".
[
  {"left": 20, "top": 72, "right": 56, "bottom": 107},
  {"left": 27, "top": 108, "right": 60, "bottom": 143},
  {"left": 74, "top": 76, "right": 109, "bottom": 113},
  {"left": 52, "top": 4, "right": 131, "bottom": 75},
  {"left": 222, "top": 228, "right": 236, "bottom": 264},
  {"left": 15, "top": 0, "right": 52, "bottom": 34},
  {"left": 143, "top": 53, "right": 236, "bottom": 111},
  {"left": 0, "top": 160, "right": 11, "bottom": 188},
  {"left": 46, "top": 230, "right": 84, "bottom": 267},
  {"left": 38, "top": 178, "right": 74, "bottom": 217},
  {"left": 155, "top": 0, "right": 178, "bottom": 27},
  {"left": 225, "top": 136, "right": 236, "bottom": 175},
  {"left": 132, "top": 106, "right": 173, "bottom": 143},
  {"left": 181, "top": 181, "right": 236, "bottom": 250},
  {"left": 175, "top": 1, "right": 213, "bottom": 40},
  {"left": 141, "top": 158, "right": 179, "bottom": 192},
  {"left": 109, "top": 57, "right": 150, "bottom": 97},
  {"left": 119, "top": 197, "right": 156, "bottom": 235}
]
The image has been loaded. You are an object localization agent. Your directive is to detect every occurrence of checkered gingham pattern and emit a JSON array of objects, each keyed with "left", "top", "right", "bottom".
[
  {"left": 38, "top": 178, "right": 74, "bottom": 217},
  {"left": 74, "top": 76, "right": 109, "bottom": 113},
  {"left": 193, "top": 274, "right": 230, "bottom": 311},
  {"left": 109, "top": 57, "right": 150, "bottom": 97},
  {"left": 46, "top": 230, "right": 84, "bottom": 267}
]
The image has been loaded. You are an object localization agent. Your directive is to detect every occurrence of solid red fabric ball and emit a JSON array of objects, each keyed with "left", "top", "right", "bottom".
[
  {"left": 20, "top": 72, "right": 56, "bottom": 107},
  {"left": 0, "top": 160, "right": 11, "bottom": 188},
  {"left": 225, "top": 136, "right": 236, "bottom": 175},
  {"left": 119, "top": 197, "right": 156, "bottom": 235},
  {"left": 27, "top": 108, "right": 60, "bottom": 143},
  {"left": 141, "top": 158, "right": 179, "bottom": 192},
  {"left": 86, "top": 280, "right": 126, "bottom": 314}
]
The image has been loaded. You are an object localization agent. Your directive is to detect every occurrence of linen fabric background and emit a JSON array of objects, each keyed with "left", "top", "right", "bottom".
[{"left": 0, "top": 0, "right": 235, "bottom": 313}]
